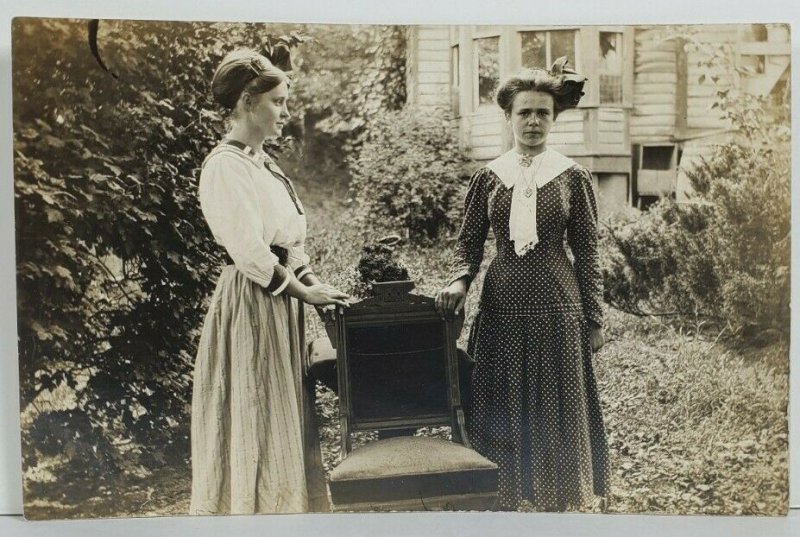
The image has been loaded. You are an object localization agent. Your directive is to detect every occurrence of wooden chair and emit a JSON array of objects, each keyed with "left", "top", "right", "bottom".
[{"left": 321, "top": 281, "right": 498, "bottom": 512}]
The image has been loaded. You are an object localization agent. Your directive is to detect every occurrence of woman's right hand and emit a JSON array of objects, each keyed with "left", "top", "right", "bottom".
[
  {"left": 435, "top": 278, "right": 468, "bottom": 319},
  {"left": 303, "top": 284, "right": 350, "bottom": 308}
]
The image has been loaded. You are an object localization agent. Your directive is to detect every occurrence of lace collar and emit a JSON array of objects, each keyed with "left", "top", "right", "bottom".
[{"left": 486, "top": 148, "right": 576, "bottom": 190}]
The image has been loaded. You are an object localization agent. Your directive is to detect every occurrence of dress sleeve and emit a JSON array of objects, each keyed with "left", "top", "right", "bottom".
[
  {"left": 199, "top": 153, "right": 290, "bottom": 294},
  {"left": 447, "top": 168, "right": 492, "bottom": 287},
  {"left": 567, "top": 166, "right": 604, "bottom": 326}
]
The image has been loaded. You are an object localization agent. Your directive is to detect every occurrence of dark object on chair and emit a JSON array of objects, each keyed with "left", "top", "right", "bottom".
[{"left": 324, "top": 280, "right": 497, "bottom": 511}]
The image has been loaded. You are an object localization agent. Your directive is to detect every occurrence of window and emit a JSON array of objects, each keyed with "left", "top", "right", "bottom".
[
  {"left": 550, "top": 31, "right": 577, "bottom": 67},
  {"left": 520, "top": 30, "right": 577, "bottom": 69},
  {"left": 520, "top": 32, "right": 545, "bottom": 67},
  {"left": 599, "top": 32, "right": 623, "bottom": 104},
  {"left": 754, "top": 55, "right": 766, "bottom": 74},
  {"left": 637, "top": 145, "right": 678, "bottom": 202},
  {"left": 641, "top": 146, "right": 675, "bottom": 170},
  {"left": 744, "top": 24, "right": 768, "bottom": 74},
  {"left": 475, "top": 37, "right": 500, "bottom": 107}
]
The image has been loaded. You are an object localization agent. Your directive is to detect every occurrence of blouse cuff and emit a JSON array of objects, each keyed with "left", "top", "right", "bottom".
[
  {"left": 294, "top": 265, "right": 313, "bottom": 281},
  {"left": 266, "top": 264, "right": 291, "bottom": 295},
  {"left": 446, "top": 267, "right": 474, "bottom": 288}
]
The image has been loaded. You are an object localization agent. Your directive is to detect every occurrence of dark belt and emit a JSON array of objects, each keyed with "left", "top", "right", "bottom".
[{"left": 223, "top": 245, "right": 289, "bottom": 267}]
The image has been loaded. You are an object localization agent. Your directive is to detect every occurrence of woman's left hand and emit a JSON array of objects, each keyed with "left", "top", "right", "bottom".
[{"left": 589, "top": 325, "right": 605, "bottom": 353}]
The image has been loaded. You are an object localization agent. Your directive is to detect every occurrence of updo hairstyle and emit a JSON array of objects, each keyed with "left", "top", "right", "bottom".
[
  {"left": 211, "top": 49, "right": 288, "bottom": 112},
  {"left": 495, "top": 57, "right": 587, "bottom": 119}
]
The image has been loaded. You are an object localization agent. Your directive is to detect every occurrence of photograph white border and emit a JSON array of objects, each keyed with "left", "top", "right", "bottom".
[{"left": 1, "top": 0, "right": 798, "bottom": 534}]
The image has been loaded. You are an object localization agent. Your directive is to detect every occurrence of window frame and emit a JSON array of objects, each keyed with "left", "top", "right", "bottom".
[
  {"left": 472, "top": 34, "right": 502, "bottom": 112},
  {"left": 598, "top": 31, "right": 625, "bottom": 105},
  {"left": 516, "top": 27, "right": 582, "bottom": 72}
]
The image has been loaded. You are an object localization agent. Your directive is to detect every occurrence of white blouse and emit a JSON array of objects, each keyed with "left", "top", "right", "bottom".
[{"left": 199, "top": 143, "right": 311, "bottom": 295}]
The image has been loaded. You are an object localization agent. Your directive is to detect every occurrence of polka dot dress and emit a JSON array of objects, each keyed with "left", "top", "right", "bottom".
[{"left": 448, "top": 164, "right": 609, "bottom": 511}]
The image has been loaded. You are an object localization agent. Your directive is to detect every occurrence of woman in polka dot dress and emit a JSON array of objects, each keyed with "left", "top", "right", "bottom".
[{"left": 436, "top": 59, "right": 609, "bottom": 512}]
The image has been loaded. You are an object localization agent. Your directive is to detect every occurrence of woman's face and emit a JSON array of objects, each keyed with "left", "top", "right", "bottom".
[
  {"left": 245, "top": 80, "right": 290, "bottom": 139},
  {"left": 507, "top": 90, "right": 555, "bottom": 151}
]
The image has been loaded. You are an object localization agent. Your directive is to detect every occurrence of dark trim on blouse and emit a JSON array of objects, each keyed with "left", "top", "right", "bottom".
[
  {"left": 222, "top": 139, "right": 304, "bottom": 215},
  {"left": 294, "top": 265, "right": 312, "bottom": 278},
  {"left": 266, "top": 264, "right": 290, "bottom": 293}
]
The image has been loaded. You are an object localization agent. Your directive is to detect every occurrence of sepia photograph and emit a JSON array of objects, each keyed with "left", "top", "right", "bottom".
[{"left": 12, "top": 17, "right": 790, "bottom": 520}]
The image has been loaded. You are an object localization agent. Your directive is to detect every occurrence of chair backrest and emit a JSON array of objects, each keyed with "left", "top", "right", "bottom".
[{"left": 334, "top": 281, "right": 467, "bottom": 455}]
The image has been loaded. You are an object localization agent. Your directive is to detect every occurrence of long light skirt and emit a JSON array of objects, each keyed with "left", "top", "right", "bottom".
[{"left": 189, "top": 266, "right": 329, "bottom": 514}]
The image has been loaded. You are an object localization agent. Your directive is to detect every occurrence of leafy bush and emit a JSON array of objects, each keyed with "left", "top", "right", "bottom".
[
  {"left": 347, "top": 107, "right": 472, "bottom": 242},
  {"left": 602, "top": 92, "right": 789, "bottom": 341},
  {"left": 13, "top": 19, "right": 303, "bottom": 483},
  {"left": 601, "top": 202, "right": 719, "bottom": 318},
  {"left": 291, "top": 25, "right": 406, "bottom": 137}
]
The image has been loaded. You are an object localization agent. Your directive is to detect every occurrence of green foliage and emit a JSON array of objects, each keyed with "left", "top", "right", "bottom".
[
  {"left": 602, "top": 202, "right": 719, "bottom": 316},
  {"left": 13, "top": 19, "right": 303, "bottom": 479},
  {"left": 602, "top": 25, "right": 790, "bottom": 342},
  {"left": 291, "top": 25, "right": 407, "bottom": 135},
  {"left": 278, "top": 25, "right": 408, "bottom": 196},
  {"left": 602, "top": 93, "right": 789, "bottom": 341},
  {"left": 347, "top": 106, "right": 472, "bottom": 242}
]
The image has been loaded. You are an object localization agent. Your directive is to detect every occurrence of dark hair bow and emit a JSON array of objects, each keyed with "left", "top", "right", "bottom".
[
  {"left": 261, "top": 33, "right": 307, "bottom": 72},
  {"left": 263, "top": 43, "right": 292, "bottom": 72},
  {"left": 549, "top": 56, "right": 588, "bottom": 107},
  {"left": 549, "top": 56, "right": 573, "bottom": 76}
]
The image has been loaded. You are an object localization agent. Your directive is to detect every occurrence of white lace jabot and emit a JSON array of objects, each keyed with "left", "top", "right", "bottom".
[{"left": 486, "top": 148, "right": 576, "bottom": 256}]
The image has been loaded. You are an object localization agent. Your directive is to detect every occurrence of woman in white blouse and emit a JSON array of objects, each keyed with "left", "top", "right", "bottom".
[{"left": 189, "top": 49, "right": 349, "bottom": 515}]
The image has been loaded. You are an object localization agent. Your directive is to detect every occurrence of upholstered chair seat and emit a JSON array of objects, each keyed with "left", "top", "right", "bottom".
[{"left": 328, "top": 436, "right": 498, "bottom": 511}]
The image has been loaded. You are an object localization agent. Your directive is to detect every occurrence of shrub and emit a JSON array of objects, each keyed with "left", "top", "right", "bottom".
[
  {"left": 601, "top": 201, "right": 720, "bottom": 319},
  {"left": 602, "top": 111, "right": 789, "bottom": 341},
  {"left": 13, "top": 19, "right": 304, "bottom": 485},
  {"left": 347, "top": 106, "right": 472, "bottom": 242},
  {"left": 602, "top": 29, "right": 790, "bottom": 343}
]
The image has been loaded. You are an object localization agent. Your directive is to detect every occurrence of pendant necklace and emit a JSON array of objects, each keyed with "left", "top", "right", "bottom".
[{"left": 518, "top": 152, "right": 544, "bottom": 198}]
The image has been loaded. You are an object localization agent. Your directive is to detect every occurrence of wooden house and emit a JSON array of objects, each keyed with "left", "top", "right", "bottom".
[{"left": 404, "top": 24, "right": 790, "bottom": 216}]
